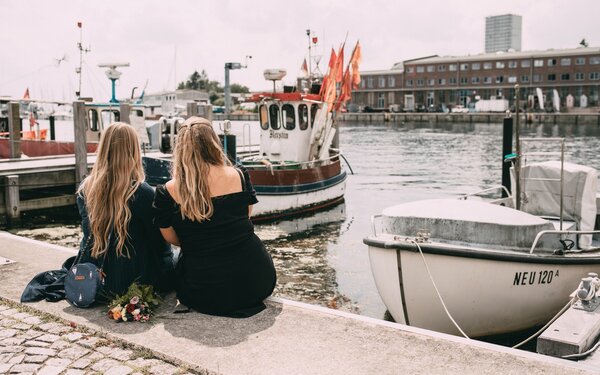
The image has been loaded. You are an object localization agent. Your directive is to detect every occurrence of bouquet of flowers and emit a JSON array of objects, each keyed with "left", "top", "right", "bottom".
[{"left": 107, "top": 283, "right": 161, "bottom": 323}]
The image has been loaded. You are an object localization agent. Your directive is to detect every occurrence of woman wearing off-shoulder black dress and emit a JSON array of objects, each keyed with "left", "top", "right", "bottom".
[{"left": 153, "top": 116, "right": 276, "bottom": 317}]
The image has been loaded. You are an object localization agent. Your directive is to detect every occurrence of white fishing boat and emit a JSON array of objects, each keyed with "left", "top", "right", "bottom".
[{"left": 365, "top": 135, "right": 600, "bottom": 337}]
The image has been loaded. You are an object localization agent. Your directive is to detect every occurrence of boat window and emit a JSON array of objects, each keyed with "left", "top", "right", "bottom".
[
  {"left": 101, "top": 110, "right": 120, "bottom": 128},
  {"left": 133, "top": 109, "right": 144, "bottom": 117},
  {"left": 269, "top": 104, "right": 280, "bottom": 130},
  {"left": 310, "top": 104, "right": 319, "bottom": 128},
  {"left": 282, "top": 104, "right": 295, "bottom": 130},
  {"left": 259, "top": 105, "right": 269, "bottom": 130},
  {"left": 298, "top": 104, "right": 309, "bottom": 130},
  {"left": 88, "top": 110, "right": 99, "bottom": 132}
]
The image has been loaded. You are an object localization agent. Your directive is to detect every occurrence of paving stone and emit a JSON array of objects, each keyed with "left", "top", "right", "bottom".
[
  {"left": 128, "top": 358, "right": 162, "bottom": 369},
  {"left": 78, "top": 336, "right": 101, "bottom": 348},
  {"left": 64, "top": 370, "right": 86, "bottom": 375},
  {"left": 23, "top": 347, "right": 56, "bottom": 356},
  {"left": 70, "top": 358, "right": 91, "bottom": 369},
  {"left": 0, "top": 337, "right": 26, "bottom": 346},
  {"left": 63, "top": 332, "right": 83, "bottom": 342},
  {"left": 0, "top": 305, "right": 10, "bottom": 312},
  {"left": 45, "top": 357, "right": 72, "bottom": 367},
  {"left": 8, "top": 354, "right": 25, "bottom": 364},
  {"left": 47, "top": 325, "right": 72, "bottom": 335},
  {"left": 85, "top": 352, "right": 104, "bottom": 361},
  {"left": 0, "top": 345, "right": 23, "bottom": 353},
  {"left": 8, "top": 363, "right": 41, "bottom": 373},
  {"left": 0, "top": 328, "right": 17, "bottom": 338},
  {"left": 12, "top": 323, "right": 32, "bottom": 330},
  {"left": 95, "top": 345, "right": 114, "bottom": 355},
  {"left": 36, "top": 365, "right": 66, "bottom": 375},
  {"left": 91, "top": 358, "right": 121, "bottom": 372},
  {"left": 37, "top": 334, "right": 61, "bottom": 343},
  {"left": 22, "top": 316, "right": 42, "bottom": 325},
  {"left": 50, "top": 340, "right": 71, "bottom": 350},
  {"left": 23, "top": 340, "right": 50, "bottom": 347},
  {"left": 12, "top": 312, "right": 33, "bottom": 320},
  {"left": 0, "top": 352, "right": 14, "bottom": 362},
  {"left": 0, "top": 363, "right": 11, "bottom": 373},
  {"left": 0, "top": 317, "right": 16, "bottom": 327},
  {"left": 0, "top": 308, "right": 19, "bottom": 316},
  {"left": 23, "top": 354, "right": 48, "bottom": 363},
  {"left": 104, "top": 365, "right": 133, "bottom": 375},
  {"left": 37, "top": 323, "right": 63, "bottom": 332},
  {"left": 108, "top": 348, "right": 133, "bottom": 361},
  {"left": 148, "top": 363, "right": 179, "bottom": 375},
  {"left": 18, "top": 330, "right": 43, "bottom": 340},
  {"left": 57, "top": 346, "right": 90, "bottom": 360}
]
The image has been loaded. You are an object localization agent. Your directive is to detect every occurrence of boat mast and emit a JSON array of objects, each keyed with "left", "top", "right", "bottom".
[
  {"left": 514, "top": 84, "right": 521, "bottom": 210},
  {"left": 306, "top": 29, "right": 312, "bottom": 81},
  {"left": 76, "top": 22, "right": 91, "bottom": 99}
]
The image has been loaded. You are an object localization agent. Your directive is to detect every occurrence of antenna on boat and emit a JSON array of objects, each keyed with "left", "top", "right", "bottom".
[
  {"left": 97, "top": 63, "right": 130, "bottom": 103},
  {"left": 263, "top": 69, "right": 287, "bottom": 94},
  {"left": 75, "top": 21, "right": 91, "bottom": 99},
  {"left": 514, "top": 84, "right": 521, "bottom": 210}
]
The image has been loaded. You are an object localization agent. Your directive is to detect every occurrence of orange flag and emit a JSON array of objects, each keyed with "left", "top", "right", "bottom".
[
  {"left": 301, "top": 58, "right": 308, "bottom": 77},
  {"left": 335, "top": 44, "right": 345, "bottom": 83},
  {"left": 334, "top": 69, "right": 352, "bottom": 111},
  {"left": 349, "top": 41, "right": 362, "bottom": 89}
]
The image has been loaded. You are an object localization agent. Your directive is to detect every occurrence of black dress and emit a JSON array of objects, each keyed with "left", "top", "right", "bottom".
[
  {"left": 153, "top": 167, "right": 276, "bottom": 317},
  {"left": 77, "top": 182, "right": 176, "bottom": 298}
]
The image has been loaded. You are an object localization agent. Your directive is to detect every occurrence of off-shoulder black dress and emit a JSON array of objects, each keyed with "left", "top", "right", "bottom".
[{"left": 153, "top": 168, "right": 276, "bottom": 317}]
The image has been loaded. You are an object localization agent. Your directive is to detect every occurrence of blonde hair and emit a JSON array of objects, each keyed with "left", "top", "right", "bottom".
[
  {"left": 77, "top": 122, "right": 145, "bottom": 258},
  {"left": 172, "top": 116, "right": 230, "bottom": 222}
]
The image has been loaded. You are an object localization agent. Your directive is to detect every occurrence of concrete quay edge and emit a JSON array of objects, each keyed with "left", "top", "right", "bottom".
[{"left": 0, "top": 230, "right": 596, "bottom": 374}]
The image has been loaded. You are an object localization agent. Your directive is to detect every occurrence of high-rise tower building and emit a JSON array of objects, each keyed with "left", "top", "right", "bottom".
[{"left": 485, "top": 14, "right": 522, "bottom": 53}]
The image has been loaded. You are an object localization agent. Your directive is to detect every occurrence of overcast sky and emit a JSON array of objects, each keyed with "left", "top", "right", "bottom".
[{"left": 1, "top": 0, "right": 598, "bottom": 102}]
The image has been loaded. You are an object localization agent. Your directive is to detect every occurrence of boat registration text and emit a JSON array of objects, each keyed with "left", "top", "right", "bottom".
[{"left": 513, "top": 270, "right": 559, "bottom": 286}]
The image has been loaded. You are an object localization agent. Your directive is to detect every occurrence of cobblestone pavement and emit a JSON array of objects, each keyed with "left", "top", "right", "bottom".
[{"left": 0, "top": 301, "right": 197, "bottom": 375}]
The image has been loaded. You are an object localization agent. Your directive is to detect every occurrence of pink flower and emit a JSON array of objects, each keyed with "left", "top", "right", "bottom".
[{"left": 130, "top": 296, "right": 140, "bottom": 305}]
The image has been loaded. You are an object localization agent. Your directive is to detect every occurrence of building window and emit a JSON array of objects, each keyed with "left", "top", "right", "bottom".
[
  {"left": 378, "top": 77, "right": 385, "bottom": 87},
  {"left": 367, "top": 77, "right": 373, "bottom": 88},
  {"left": 590, "top": 72, "right": 600, "bottom": 80},
  {"left": 508, "top": 61, "right": 517, "bottom": 68},
  {"left": 483, "top": 62, "right": 492, "bottom": 70},
  {"left": 471, "top": 76, "right": 480, "bottom": 84},
  {"left": 560, "top": 73, "right": 570, "bottom": 81},
  {"left": 406, "top": 79, "right": 413, "bottom": 87},
  {"left": 437, "top": 65, "right": 446, "bottom": 72},
  {"left": 547, "top": 58, "right": 557, "bottom": 67},
  {"left": 378, "top": 93, "right": 385, "bottom": 108},
  {"left": 438, "top": 78, "right": 446, "bottom": 85},
  {"left": 427, "top": 65, "right": 435, "bottom": 72},
  {"left": 360, "top": 80, "right": 365, "bottom": 88},
  {"left": 496, "top": 61, "right": 505, "bottom": 69},
  {"left": 560, "top": 58, "right": 571, "bottom": 66},
  {"left": 460, "top": 77, "right": 468, "bottom": 85},
  {"left": 547, "top": 74, "right": 556, "bottom": 81},
  {"left": 590, "top": 57, "right": 600, "bottom": 65},
  {"left": 495, "top": 76, "right": 504, "bottom": 83},
  {"left": 460, "top": 63, "right": 469, "bottom": 71},
  {"left": 416, "top": 66, "right": 425, "bottom": 73},
  {"left": 449, "top": 77, "right": 457, "bottom": 84},
  {"left": 575, "top": 72, "right": 584, "bottom": 80},
  {"left": 388, "top": 76, "right": 395, "bottom": 87},
  {"left": 521, "top": 75, "right": 529, "bottom": 82},
  {"left": 534, "top": 59, "right": 544, "bottom": 67},
  {"left": 521, "top": 60, "right": 531, "bottom": 68},
  {"left": 576, "top": 57, "right": 586, "bottom": 65},
  {"left": 472, "top": 63, "right": 480, "bottom": 70},
  {"left": 483, "top": 77, "right": 492, "bottom": 84},
  {"left": 449, "top": 64, "right": 457, "bottom": 71},
  {"left": 427, "top": 79, "right": 435, "bottom": 86},
  {"left": 508, "top": 76, "right": 517, "bottom": 83},
  {"left": 533, "top": 74, "right": 542, "bottom": 82},
  {"left": 417, "top": 79, "right": 424, "bottom": 86},
  {"left": 407, "top": 67, "right": 415, "bottom": 73}
]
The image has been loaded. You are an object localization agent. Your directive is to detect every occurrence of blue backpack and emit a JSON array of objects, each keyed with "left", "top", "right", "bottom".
[{"left": 65, "top": 237, "right": 108, "bottom": 308}]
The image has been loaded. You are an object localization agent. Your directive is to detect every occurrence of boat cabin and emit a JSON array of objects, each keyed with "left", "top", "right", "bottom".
[{"left": 85, "top": 103, "right": 148, "bottom": 142}]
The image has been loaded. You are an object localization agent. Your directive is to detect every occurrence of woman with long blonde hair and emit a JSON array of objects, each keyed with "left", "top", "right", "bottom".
[
  {"left": 76, "top": 123, "right": 175, "bottom": 297},
  {"left": 154, "top": 116, "right": 276, "bottom": 317}
]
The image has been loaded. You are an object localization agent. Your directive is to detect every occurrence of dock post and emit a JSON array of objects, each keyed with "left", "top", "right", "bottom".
[
  {"left": 4, "top": 175, "right": 21, "bottom": 227},
  {"left": 119, "top": 103, "right": 131, "bottom": 124},
  {"left": 49, "top": 115, "right": 56, "bottom": 140},
  {"left": 73, "top": 101, "right": 88, "bottom": 185},
  {"left": 187, "top": 102, "right": 198, "bottom": 118},
  {"left": 502, "top": 116, "right": 513, "bottom": 197},
  {"left": 8, "top": 102, "right": 21, "bottom": 159}
]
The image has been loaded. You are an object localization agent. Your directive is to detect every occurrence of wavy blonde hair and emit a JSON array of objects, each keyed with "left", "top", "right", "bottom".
[
  {"left": 77, "top": 122, "right": 145, "bottom": 258},
  {"left": 172, "top": 116, "right": 230, "bottom": 222}
]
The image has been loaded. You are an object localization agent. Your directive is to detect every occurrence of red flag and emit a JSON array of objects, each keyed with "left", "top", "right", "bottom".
[
  {"left": 77, "top": 21, "right": 82, "bottom": 28},
  {"left": 301, "top": 58, "right": 308, "bottom": 77},
  {"left": 335, "top": 44, "right": 345, "bottom": 83},
  {"left": 23, "top": 88, "right": 30, "bottom": 99},
  {"left": 335, "top": 69, "right": 352, "bottom": 111},
  {"left": 349, "top": 41, "right": 362, "bottom": 89}
]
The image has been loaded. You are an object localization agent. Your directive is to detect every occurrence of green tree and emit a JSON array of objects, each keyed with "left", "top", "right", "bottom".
[
  {"left": 177, "top": 69, "right": 248, "bottom": 105},
  {"left": 230, "top": 83, "right": 250, "bottom": 93}
]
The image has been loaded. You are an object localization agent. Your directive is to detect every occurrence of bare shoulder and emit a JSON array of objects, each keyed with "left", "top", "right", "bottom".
[{"left": 165, "top": 180, "right": 179, "bottom": 202}]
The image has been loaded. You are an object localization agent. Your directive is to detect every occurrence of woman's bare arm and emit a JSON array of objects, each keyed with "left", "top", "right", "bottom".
[{"left": 160, "top": 227, "right": 181, "bottom": 246}]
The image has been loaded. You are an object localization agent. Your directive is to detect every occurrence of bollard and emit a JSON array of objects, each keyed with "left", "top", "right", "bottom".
[
  {"left": 49, "top": 115, "right": 56, "bottom": 140},
  {"left": 8, "top": 102, "right": 21, "bottom": 159},
  {"left": 187, "top": 102, "right": 199, "bottom": 118},
  {"left": 119, "top": 103, "right": 131, "bottom": 124},
  {"left": 73, "top": 101, "right": 88, "bottom": 184},
  {"left": 198, "top": 104, "right": 213, "bottom": 122},
  {"left": 5, "top": 175, "right": 21, "bottom": 227}
]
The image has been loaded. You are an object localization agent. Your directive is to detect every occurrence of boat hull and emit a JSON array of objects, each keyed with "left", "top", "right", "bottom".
[
  {"left": 0, "top": 139, "right": 97, "bottom": 158},
  {"left": 366, "top": 237, "right": 600, "bottom": 337}
]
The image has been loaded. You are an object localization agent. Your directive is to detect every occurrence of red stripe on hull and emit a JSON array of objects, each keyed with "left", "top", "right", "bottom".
[
  {"left": 248, "top": 159, "right": 342, "bottom": 186},
  {"left": 0, "top": 139, "right": 98, "bottom": 158}
]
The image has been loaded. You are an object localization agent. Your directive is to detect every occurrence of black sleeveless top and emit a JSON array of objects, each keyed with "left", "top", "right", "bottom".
[{"left": 153, "top": 166, "right": 276, "bottom": 317}]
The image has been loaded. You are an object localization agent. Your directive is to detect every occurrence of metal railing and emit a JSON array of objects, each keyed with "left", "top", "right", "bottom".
[{"left": 529, "top": 229, "right": 600, "bottom": 254}]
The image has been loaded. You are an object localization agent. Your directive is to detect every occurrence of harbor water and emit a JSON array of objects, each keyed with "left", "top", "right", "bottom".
[{"left": 9, "top": 120, "right": 600, "bottom": 333}]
